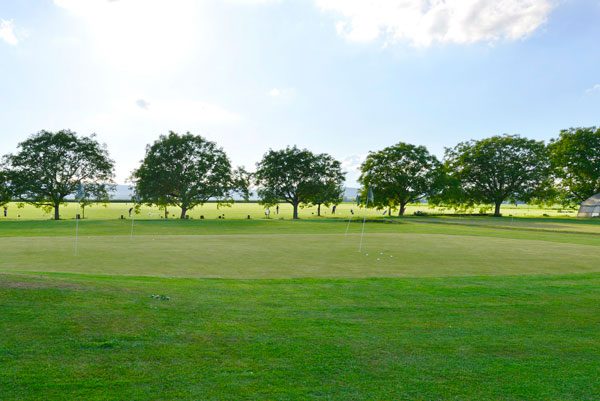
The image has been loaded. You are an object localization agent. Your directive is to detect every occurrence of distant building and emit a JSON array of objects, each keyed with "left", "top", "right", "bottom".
[{"left": 578, "top": 193, "right": 600, "bottom": 218}]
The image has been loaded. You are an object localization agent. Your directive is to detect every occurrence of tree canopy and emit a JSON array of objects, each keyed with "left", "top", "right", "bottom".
[
  {"left": 442, "top": 135, "right": 551, "bottom": 216},
  {"left": 359, "top": 142, "right": 442, "bottom": 216},
  {"left": 255, "top": 146, "right": 344, "bottom": 219},
  {"left": 5, "top": 130, "right": 114, "bottom": 220},
  {"left": 548, "top": 127, "right": 600, "bottom": 205},
  {"left": 0, "top": 170, "right": 10, "bottom": 207},
  {"left": 131, "top": 132, "right": 236, "bottom": 219},
  {"left": 305, "top": 155, "right": 345, "bottom": 216}
]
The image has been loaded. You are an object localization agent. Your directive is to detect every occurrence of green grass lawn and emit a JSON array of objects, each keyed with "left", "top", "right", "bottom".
[
  {"left": 1, "top": 200, "right": 579, "bottom": 220},
  {"left": 1, "top": 217, "right": 599, "bottom": 400}
]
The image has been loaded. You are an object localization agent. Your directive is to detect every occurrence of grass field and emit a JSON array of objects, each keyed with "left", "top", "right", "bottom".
[
  {"left": 1, "top": 200, "right": 578, "bottom": 220},
  {"left": 1, "top": 216, "right": 599, "bottom": 399}
]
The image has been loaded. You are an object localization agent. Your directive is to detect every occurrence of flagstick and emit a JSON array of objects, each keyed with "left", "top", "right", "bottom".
[
  {"left": 358, "top": 198, "right": 368, "bottom": 253},
  {"left": 74, "top": 208, "right": 79, "bottom": 256},
  {"left": 344, "top": 211, "right": 352, "bottom": 236},
  {"left": 130, "top": 205, "right": 135, "bottom": 239}
]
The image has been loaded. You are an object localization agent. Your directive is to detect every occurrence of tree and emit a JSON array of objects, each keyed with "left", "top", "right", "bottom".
[
  {"left": 0, "top": 170, "right": 10, "bottom": 207},
  {"left": 443, "top": 134, "right": 551, "bottom": 216},
  {"left": 232, "top": 166, "right": 252, "bottom": 202},
  {"left": 305, "top": 155, "right": 345, "bottom": 216},
  {"left": 254, "top": 146, "right": 344, "bottom": 219},
  {"left": 6, "top": 130, "right": 114, "bottom": 220},
  {"left": 131, "top": 132, "right": 235, "bottom": 219},
  {"left": 548, "top": 127, "right": 600, "bottom": 205},
  {"left": 359, "top": 142, "right": 442, "bottom": 216},
  {"left": 75, "top": 183, "right": 111, "bottom": 219}
]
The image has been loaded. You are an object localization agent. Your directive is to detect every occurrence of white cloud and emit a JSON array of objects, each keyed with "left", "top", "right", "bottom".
[
  {"left": 315, "top": 0, "right": 554, "bottom": 47},
  {"left": 0, "top": 19, "right": 19, "bottom": 46},
  {"left": 268, "top": 87, "right": 296, "bottom": 101},
  {"left": 585, "top": 84, "right": 600, "bottom": 94}
]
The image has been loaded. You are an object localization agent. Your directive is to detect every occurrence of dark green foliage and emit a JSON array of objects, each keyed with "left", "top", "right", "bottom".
[
  {"left": 255, "top": 146, "right": 344, "bottom": 219},
  {"left": 359, "top": 142, "right": 442, "bottom": 216},
  {"left": 549, "top": 127, "right": 600, "bottom": 205},
  {"left": 5, "top": 130, "right": 114, "bottom": 220},
  {"left": 0, "top": 170, "right": 10, "bottom": 207},
  {"left": 232, "top": 166, "right": 252, "bottom": 201},
  {"left": 132, "top": 132, "right": 235, "bottom": 219},
  {"left": 442, "top": 135, "right": 551, "bottom": 216},
  {"left": 305, "top": 154, "right": 345, "bottom": 216}
]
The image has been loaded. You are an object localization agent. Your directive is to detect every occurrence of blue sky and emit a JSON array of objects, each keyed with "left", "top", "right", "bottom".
[{"left": 1, "top": 0, "right": 599, "bottom": 185}]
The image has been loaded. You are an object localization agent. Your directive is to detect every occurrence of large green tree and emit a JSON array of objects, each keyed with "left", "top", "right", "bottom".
[
  {"left": 305, "top": 155, "right": 345, "bottom": 216},
  {"left": 132, "top": 132, "right": 236, "bottom": 219},
  {"left": 443, "top": 134, "right": 551, "bottom": 216},
  {"left": 255, "top": 146, "right": 344, "bottom": 219},
  {"left": 548, "top": 127, "right": 600, "bottom": 205},
  {"left": 0, "top": 170, "right": 10, "bottom": 207},
  {"left": 359, "top": 142, "right": 441, "bottom": 216},
  {"left": 6, "top": 130, "right": 114, "bottom": 220}
]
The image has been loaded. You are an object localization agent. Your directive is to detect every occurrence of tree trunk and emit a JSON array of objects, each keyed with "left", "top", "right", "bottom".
[
  {"left": 54, "top": 202, "right": 60, "bottom": 220},
  {"left": 180, "top": 206, "right": 188, "bottom": 219},
  {"left": 292, "top": 202, "right": 299, "bottom": 219},
  {"left": 494, "top": 201, "right": 502, "bottom": 217},
  {"left": 399, "top": 203, "right": 407, "bottom": 216},
  {"left": 317, "top": 203, "right": 321, "bottom": 216}
]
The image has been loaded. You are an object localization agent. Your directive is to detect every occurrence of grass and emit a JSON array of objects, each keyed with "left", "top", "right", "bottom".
[
  {"left": 1, "top": 273, "right": 599, "bottom": 400},
  {"left": 1, "top": 216, "right": 599, "bottom": 399},
  {"left": 1, "top": 200, "right": 579, "bottom": 220}
]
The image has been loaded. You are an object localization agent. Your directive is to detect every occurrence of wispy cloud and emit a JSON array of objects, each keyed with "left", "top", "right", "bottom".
[
  {"left": 268, "top": 87, "right": 296, "bottom": 101},
  {"left": 316, "top": 0, "right": 555, "bottom": 47},
  {"left": 585, "top": 84, "right": 600, "bottom": 94},
  {"left": 0, "top": 19, "right": 19, "bottom": 46}
]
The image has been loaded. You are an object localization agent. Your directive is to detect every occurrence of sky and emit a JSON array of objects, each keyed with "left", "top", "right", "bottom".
[{"left": 1, "top": 0, "right": 599, "bottom": 186}]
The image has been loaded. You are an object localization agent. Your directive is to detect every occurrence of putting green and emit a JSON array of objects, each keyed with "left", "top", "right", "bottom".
[{"left": 2, "top": 233, "right": 599, "bottom": 278}]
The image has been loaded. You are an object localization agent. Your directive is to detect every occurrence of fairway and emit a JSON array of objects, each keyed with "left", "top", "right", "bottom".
[{"left": 1, "top": 217, "right": 600, "bottom": 400}]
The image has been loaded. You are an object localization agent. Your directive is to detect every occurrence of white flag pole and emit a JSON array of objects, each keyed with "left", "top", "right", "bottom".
[
  {"left": 130, "top": 208, "right": 135, "bottom": 238},
  {"left": 344, "top": 203, "right": 353, "bottom": 236},
  {"left": 358, "top": 190, "right": 369, "bottom": 253},
  {"left": 130, "top": 195, "right": 139, "bottom": 239},
  {"left": 74, "top": 184, "right": 84, "bottom": 256},
  {"left": 74, "top": 208, "right": 79, "bottom": 255}
]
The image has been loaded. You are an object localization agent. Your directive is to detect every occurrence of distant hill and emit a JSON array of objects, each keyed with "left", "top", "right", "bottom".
[
  {"left": 344, "top": 187, "right": 360, "bottom": 201},
  {"left": 111, "top": 184, "right": 133, "bottom": 200}
]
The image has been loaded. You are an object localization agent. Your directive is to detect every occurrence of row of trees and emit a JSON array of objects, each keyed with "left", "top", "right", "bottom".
[
  {"left": 358, "top": 128, "right": 600, "bottom": 216},
  {"left": 0, "top": 130, "right": 346, "bottom": 220},
  {"left": 1, "top": 128, "right": 599, "bottom": 219}
]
